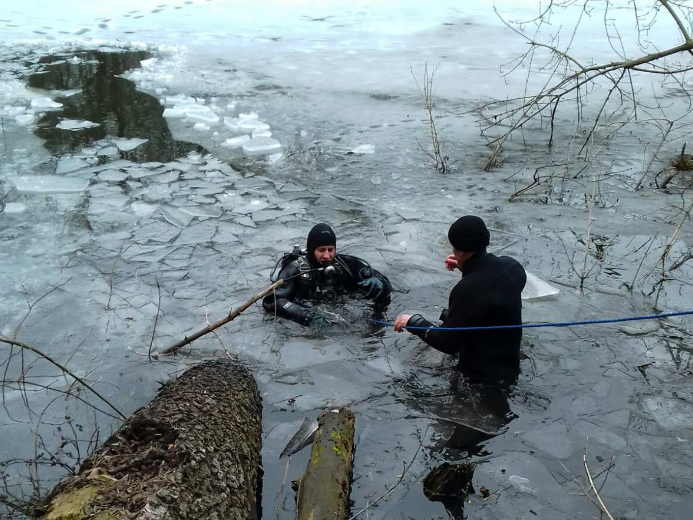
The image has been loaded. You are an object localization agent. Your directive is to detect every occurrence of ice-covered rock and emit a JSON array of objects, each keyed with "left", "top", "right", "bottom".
[
  {"left": 11, "top": 175, "right": 89, "bottom": 193},
  {"left": 56, "top": 119, "right": 100, "bottom": 130},
  {"left": 350, "top": 144, "right": 375, "bottom": 154},
  {"left": 221, "top": 135, "right": 251, "bottom": 149},
  {"left": 242, "top": 137, "right": 281, "bottom": 156},
  {"left": 522, "top": 272, "right": 560, "bottom": 300}
]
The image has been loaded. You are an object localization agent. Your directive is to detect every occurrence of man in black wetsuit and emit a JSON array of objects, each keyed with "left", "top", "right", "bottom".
[
  {"left": 394, "top": 215, "right": 526, "bottom": 386},
  {"left": 263, "top": 223, "right": 392, "bottom": 331}
]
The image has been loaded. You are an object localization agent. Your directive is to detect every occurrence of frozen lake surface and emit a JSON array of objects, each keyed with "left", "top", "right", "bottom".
[{"left": 1, "top": 1, "right": 692, "bottom": 519}]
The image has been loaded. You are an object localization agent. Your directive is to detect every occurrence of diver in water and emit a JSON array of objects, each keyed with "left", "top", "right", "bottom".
[{"left": 263, "top": 223, "right": 392, "bottom": 331}]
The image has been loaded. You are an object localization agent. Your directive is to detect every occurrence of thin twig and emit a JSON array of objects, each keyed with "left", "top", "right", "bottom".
[
  {"left": 148, "top": 276, "right": 161, "bottom": 362},
  {"left": 0, "top": 335, "right": 126, "bottom": 420},
  {"left": 348, "top": 426, "right": 429, "bottom": 520},
  {"left": 161, "top": 279, "right": 284, "bottom": 355},
  {"left": 583, "top": 440, "right": 615, "bottom": 520}
]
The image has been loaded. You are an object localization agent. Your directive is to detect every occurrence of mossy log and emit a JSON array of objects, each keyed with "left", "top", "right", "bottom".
[
  {"left": 295, "top": 408, "right": 355, "bottom": 520},
  {"left": 39, "top": 360, "right": 262, "bottom": 520}
]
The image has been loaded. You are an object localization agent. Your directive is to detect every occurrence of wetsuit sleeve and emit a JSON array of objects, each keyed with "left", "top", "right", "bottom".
[
  {"left": 339, "top": 255, "right": 392, "bottom": 305},
  {"left": 262, "top": 264, "right": 312, "bottom": 325}
]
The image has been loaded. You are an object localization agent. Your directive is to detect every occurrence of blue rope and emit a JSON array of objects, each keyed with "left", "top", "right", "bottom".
[{"left": 371, "top": 309, "right": 693, "bottom": 331}]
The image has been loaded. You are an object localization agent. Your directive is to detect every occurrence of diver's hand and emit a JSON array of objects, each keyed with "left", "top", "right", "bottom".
[
  {"left": 394, "top": 314, "right": 413, "bottom": 332},
  {"left": 444, "top": 254, "right": 459, "bottom": 271},
  {"left": 306, "top": 312, "right": 331, "bottom": 332},
  {"left": 358, "top": 277, "right": 384, "bottom": 299}
]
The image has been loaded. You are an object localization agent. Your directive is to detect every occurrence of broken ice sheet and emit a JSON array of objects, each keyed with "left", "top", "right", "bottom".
[
  {"left": 98, "top": 170, "right": 129, "bottom": 182},
  {"left": 11, "top": 175, "right": 89, "bottom": 193},
  {"left": 178, "top": 204, "right": 223, "bottom": 218},
  {"left": 160, "top": 205, "right": 194, "bottom": 228}
]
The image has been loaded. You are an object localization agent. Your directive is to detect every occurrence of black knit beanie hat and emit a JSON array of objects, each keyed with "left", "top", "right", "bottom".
[
  {"left": 448, "top": 216, "right": 490, "bottom": 252},
  {"left": 306, "top": 223, "right": 337, "bottom": 264}
]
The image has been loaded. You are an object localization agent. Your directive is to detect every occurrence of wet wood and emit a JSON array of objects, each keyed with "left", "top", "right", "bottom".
[
  {"left": 39, "top": 360, "right": 262, "bottom": 520},
  {"left": 295, "top": 408, "right": 355, "bottom": 520}
]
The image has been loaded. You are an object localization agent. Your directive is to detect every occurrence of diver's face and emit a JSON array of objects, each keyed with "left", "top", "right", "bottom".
[{"left": 314, "top": 245, "right": 336, "bottom": 264}]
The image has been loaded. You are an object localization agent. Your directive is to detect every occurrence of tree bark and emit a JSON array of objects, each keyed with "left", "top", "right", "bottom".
[
  {"left": 295, "top": 408, "right": 355, "bottom": 520},
  {"left": 39, "top": 360, "right": 262, "bottom": 520}
]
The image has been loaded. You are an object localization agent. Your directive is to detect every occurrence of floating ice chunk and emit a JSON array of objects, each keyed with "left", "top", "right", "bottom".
[
  {"left": 53, "top": 88, "right": 81, "bottom": 97},
  {"left": 140, "top": 58, "right": 157, "bottom": 68},
  {"left": 131, "top": 201, "right": 158, "bottom": 217},
  {"left": 186, "top": 109, "right": 220, "bottom": 125},
  {"left": 3, "top": 202, "right": 26, "bottom": 214},
  {"left": 14, "top": 114, "right": 35, "bottom": 126},
  {"left": 225, "top": 117, "right": 270, "bottom": 133},
  {"left": 371, "top": 175, "right": 382, "bottom": 185},
  {"left": 252, "top": 129, "right": 272, "bottom": 138},
  {"left": 56, "top": 156, "right": 90, "bottom": 174},
  {"left": 239, "top": 112, "right": 258, "bottom": 120},
  {"left": 113, "top": 138, "right": 148, "bottom": 151},
  {"left": 98, "top": 170, "right": 129, "bottom": 182},
  {"left": 151, "top": 171, "right": 180, "bottom": 183},
  {"left": 521, "top": 272, "right": 559, "bottom": 300},
  {"left": 160, "top": 205, "right": 193, "bottom": 228},
  {"left": 619, "top": 321, "right": 659, "bottom": 336},
  {"left": 97, "top": 146, "right": 119, "bottom": 156},
  {"left": 129, "top": 168, "right": 165, "bottom": 180},
  {"left": 226, "top": 102, "right": 236, "bottom": 110},
  {"left": 194, "top": 122, "right": 210, "bottom": 131},
  {"left": 221, "top": 135, "right": 250, "bottom": 149},
  {"left": 351, "top": 144, "right": 375, "bottom": 154},
  {"left": 508, "top": 475, "right": 536, "bottom": 494},
  {"left": 31, "top": 97, "right": 62, "bottom": 110},
  {"left": 4, "top": 105, "right": 26, "bottom": 117},
  {"left": 268, "top": 153, "right": 283, "bottom": 163},
  {"left": 12, "top": 175, "right": 89, "bottom": 193},
  {"left": 242, "top": 137, "right": 281, "bottom": 156},
  {"left": 94, "top": 194, "right": 130, "bottom": 209},
  {"left": 164, "top": 94, "right": 188, "bottom": 105},
  {"left": 163, "top": 108, "right": 185, "bottom": 118},
  {"left": 56, "top": 119, "right": 100, "bottom": 130}
]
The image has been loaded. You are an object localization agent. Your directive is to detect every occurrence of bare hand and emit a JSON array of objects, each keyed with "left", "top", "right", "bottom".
[
  {"left": 444, "top": 254, "right": 459, "bottom": 271},
  {"left": 394, "top": 314, "right": 412, "bottom": 332}
]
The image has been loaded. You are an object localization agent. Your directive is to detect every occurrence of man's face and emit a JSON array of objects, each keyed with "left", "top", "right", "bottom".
[{"left": 314, "top": 245, "right": 336, "bottom": 264}]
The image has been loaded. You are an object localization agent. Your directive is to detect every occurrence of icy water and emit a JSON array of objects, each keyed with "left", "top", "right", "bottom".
[{"left": 1, "top": 1, "right": 693, "bottom": 519}]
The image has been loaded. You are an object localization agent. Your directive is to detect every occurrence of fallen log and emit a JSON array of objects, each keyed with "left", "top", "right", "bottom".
[
  {"left": 38, "top": 360, "right": 262, "bottom": 520},
  {"left": 295, "top": 408, "right": 355, "bottom": 520}
]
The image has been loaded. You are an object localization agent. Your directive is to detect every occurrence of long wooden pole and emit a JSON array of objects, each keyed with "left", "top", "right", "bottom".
[{"left": 161, "top": 279, "right": 284, "bottom": 355}]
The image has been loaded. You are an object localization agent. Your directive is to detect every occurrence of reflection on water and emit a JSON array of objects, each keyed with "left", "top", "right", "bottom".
[{"left": 28, "top": 50, "right": 204, "bottom": 162}]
